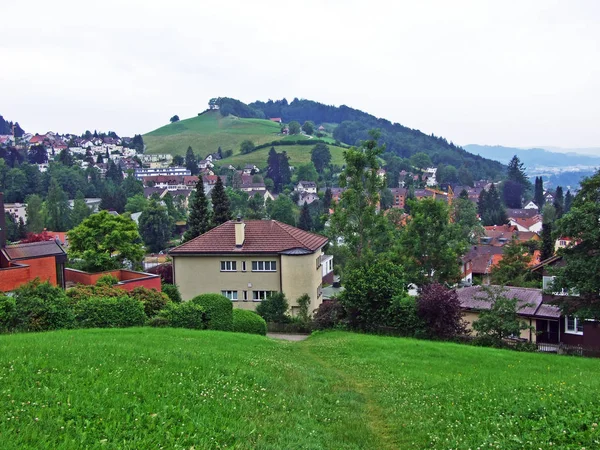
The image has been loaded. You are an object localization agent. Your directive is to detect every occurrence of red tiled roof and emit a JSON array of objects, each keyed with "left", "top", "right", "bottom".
[{"left": 170, "top": 220, "right": 328, "bottom": 255}]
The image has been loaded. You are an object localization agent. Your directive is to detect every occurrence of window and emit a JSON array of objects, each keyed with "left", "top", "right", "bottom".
[
  {"left": 316, "top": 256, "right": 321, "bottom": 270},
  {"left": 565, "top": 316, "right": 584, "bottom": 335},
  {"left": 252, "top": 261, "right": 277, "bottom": 272},
  {"left": 243, "top": 291, "right": 248, "bottom": 301},
  {"left": 252, "top": 291, "right": 275, "bottom": 301},
  {"left": 242, "top": 261, "right": 246, "bottom": 271},
  {"left": 317, "top": 283, "right": 322, "bottom": 298},
  {"left": 220, "top": 261, "right": 237, "bottom": 272},
  {"left": 221, "top": 290, "right": 238, "bottom": 301}
]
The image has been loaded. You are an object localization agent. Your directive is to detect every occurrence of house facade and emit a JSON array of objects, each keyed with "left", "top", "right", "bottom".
[{"left": 170, "top": 219, "right": 329, "bottom": 315}]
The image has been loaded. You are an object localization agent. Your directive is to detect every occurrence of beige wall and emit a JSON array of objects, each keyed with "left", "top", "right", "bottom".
[
  {"left": 462, "top": 310, "right": 537, "bottom": 342},
  {"left": 173, "top": 249, "right": 323, "bottom": 314}
]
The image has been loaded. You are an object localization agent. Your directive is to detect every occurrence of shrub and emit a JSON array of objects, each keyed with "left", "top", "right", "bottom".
[
  {"left": 146, "top": 316, "right": 170, "bottom": 328},
  {"left": 74, "top": 296, "right": 146, "bottom": 328},
  {"left": 158, "top": 302, "right": 205, "bottom": 329},
  {"left": 233, "top": 309, "right": 267, "bottom": 335},
  {"left": 296, "top": 293, "right": 311, "bottom": 325},
  {"left": 313, "top": 299, "right": 346, "bottom": 330},
  {"left": 255, "top": 292, "right": 289, "bottom": 323},
  {"left": 67, "top": 284, "right": 124, "bottom": 304},
  {"left": 387, "top": 294, "right": 426, "bottom": 337},
  {"left": 12, "top": 280, "right": 75, "bottom": 332},
  {"left": 129, "top": 287, "right": 170, "bottom": 318},
  {"left": 417, "top": 283, "right": 466, "bottom": 340},
  {"left": 162, "top": 283, "right": 182, "bottom": 303},
  {"left": 0, "top": 295, "right": 17, "bottom": 332},
  {"left": 191, "top": 294, "right": 233, "bottom": 331},
  {"left": 96, "top": 274, "right": 119, "bottom": 287}
]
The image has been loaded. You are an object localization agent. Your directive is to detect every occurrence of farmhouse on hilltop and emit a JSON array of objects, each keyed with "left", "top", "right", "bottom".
[{"left": 170, "top": 218, "right": 330, "bottom": 315}]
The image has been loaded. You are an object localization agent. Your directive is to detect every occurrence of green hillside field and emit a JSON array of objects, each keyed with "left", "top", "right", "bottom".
[
  {"left": 144, "top": 111, "right": 283, "bottom": 157},
  {"left": 1, "top": 328, "right": 598, "bottom": 449},
  {"left": 223, "top": 143, "right": 347, "bottom": 169}
]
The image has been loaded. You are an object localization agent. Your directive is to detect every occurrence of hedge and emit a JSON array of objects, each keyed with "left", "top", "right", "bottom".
[
  {"left": 129, "top": 287, "right": 170, "bottom": 318},
  {"left": 233, "top": 309, "right": 267, "bottom": 336},
  {"left": 191, "top": 294, "right": 233, "bottom": 331},
  {"left": 74, "top": 296, "right": 147, "bottom": 328},
  {"left": 156, "top": 302, "right": 205, "bottom": 329}
]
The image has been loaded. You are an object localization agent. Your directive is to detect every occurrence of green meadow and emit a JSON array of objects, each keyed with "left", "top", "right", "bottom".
[
  {"left": 223, "top": 143, "right": 347, "bottom": 169},
  {"left": 1, "top": 329, "right": 598, "bottom": 449}
]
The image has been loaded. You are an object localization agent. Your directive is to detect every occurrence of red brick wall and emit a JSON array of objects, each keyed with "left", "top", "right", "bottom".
[
  {"left": 65, "top": 269, "right": 161, "bottom": 292},
  {"left": 0, "top": 256, "right": 58, "bottom": 292}
]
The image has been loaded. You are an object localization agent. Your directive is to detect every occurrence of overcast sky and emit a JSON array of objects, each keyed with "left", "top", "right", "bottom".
[{"left": 2, "top": 0, "right": 599, "bottom": 151}]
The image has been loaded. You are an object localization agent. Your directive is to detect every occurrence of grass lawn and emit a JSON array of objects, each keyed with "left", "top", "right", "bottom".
[
  {"left": 0, "top": 329, "right": 599, "bottom": 449},
  {"left": 222, "top": 144, "right": 347, "bottom": 169},
  {"left": 144, "top": 111, "right": 283, "bottom": 157}
]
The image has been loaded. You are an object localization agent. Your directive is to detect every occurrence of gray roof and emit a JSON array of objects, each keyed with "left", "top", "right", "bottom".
[
  {"left": 2, "top": 240, "right": 66, "bottom": 261},
  {"left": 457, "top": 285, "right": 560, "bottom": 319}
]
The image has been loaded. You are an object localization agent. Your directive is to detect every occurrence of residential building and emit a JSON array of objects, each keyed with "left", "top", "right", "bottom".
[
  {"left": 170, "top": 219, "right": 330, "bottom": 315},
  {"left": 134, "top": 167, "right": 191, "bottom": 180},
  {"left": 297, "top": 192, "right": 319, "bottom": 206},
  {"left": 524, "top": 201, "right": 539, "bottom": 210},
  {"left": 295, "top": 181, "right": 317, "bottom": 194},
  {"left": 389, "top": 188, "right": 407, "bottom": 209},
  {"left": 3, "top": 202, "right": 27, "bottom": 223},
  {"left": 508, "top": 214, "right": 543, "bottom": 233}
]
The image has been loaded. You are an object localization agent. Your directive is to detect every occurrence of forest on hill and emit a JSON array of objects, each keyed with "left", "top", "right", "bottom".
[{"left": 248, "top": 98, "right": 505, "bottom": 181}]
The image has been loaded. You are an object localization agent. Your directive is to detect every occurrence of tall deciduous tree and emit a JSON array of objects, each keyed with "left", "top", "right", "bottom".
[
  {"left": 25, "top": 194, "right": 45, "bottom": 233},
  {"left": 490, "top": 238, "right": 532, "bottom": 287},
  {"left": 139, "top": 199, "right": 173, "bottom": 253},
  {"left": 417, "top": 283, "right": 466, "bottom": 339},
  {"left": 266, "top": 195, "right": 296, "bottom": 226},
  {"left": 184, "top": 179, "right": 212, "bottom": 242},
  {"left": 453, "top": 195, "right": 484, "bottom": 243},
  {"left": 71, "top": 191, "right": 91, "bottom": 227},
  {"left": 302, "top": 121, "right": 314, "bottom": 135},
  {"left": 310, "top": 143, "right": 331, "bottom": 173},
  {"left": 45, "top": 179, "right": 71, "bottom": 231},
  {"left": 288, "top": 121, "right": 301, "bottom": 135},
  {"left": 211, "top": 176, "right": 231, "bottom": 226},
  {"left": 68, "top": 211, "right": 145, "bottom": 272}
]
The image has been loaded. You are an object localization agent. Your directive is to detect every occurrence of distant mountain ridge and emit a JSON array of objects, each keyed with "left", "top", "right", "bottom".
[{"left": 464, "top": 144, "right": 600, "bottom": 168}]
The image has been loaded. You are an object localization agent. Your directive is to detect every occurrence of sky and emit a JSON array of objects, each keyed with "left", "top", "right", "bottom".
[{"left": 2, "top": 0, "right": 600, "bottom": 152}]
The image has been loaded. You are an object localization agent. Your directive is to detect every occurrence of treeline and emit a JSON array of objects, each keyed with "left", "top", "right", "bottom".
[
  {"left": 252, "top": 138, "right": 342, "bottom": 153},
  {"left": 249, "top": 98, "right": 505, "bottom": 181},
  {"left": 213, "top": 97, "right": 265, "bottom": 119},
  {"left": 0, "top": 115, "right": 25, "bottom": 137}
]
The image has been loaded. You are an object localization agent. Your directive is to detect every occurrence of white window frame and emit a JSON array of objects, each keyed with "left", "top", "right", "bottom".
[
  {"left": 251, "top": 261, "right": 277, "bottom": 272},
  {"left": 221, "top": 290, "right": 238, "bottom": 301},
  {"left": 565, "top": 316, "right": 584, "bottom": 335},
  {"left": 220, "top": 261, "right": 237, "bottom": 272},
  {"left": 252, "top": 290, "right": 275, "bottom": 302}
]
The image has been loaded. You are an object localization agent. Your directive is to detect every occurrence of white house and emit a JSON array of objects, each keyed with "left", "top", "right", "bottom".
[
  {"left": 524, "top": 201, "right": 539, "bottom": 210},
  {"left": 4, "top": 203, "right": 27, "bottom": 224},
  {"left": 295, "top": 181, "right": 317, "bottom": 194}
]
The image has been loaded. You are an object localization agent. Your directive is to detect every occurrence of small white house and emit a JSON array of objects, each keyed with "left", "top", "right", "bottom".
[
  {"left": 524, "top": 201, "right": 539, "bottom": 210},
  {"left": 295, "top": 181, "right": 317, "bottom": 194}
]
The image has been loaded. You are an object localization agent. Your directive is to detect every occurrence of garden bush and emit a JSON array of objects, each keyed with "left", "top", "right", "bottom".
[
  {"left": 74, "top": 296, "right": 146, "bottom": 328},
  {"left": 255, "top": 293, "right": 289, "bottom": 323},
  {"left": 313, "top": 299, "right": 346, "bottom": 330},
  {"left": 417, "top": 283, "right": 466, "bottom": 340},
  {"left": 162, "top": 283, "right": 182, "bottom": 303},
  {"left": 157, "top": 302, "right": 205, "bottom": 329},
  {"left": 387, "top": 294, "right": 426, "bottom": 337},
  {"left": 12, "top": 280, "right": 75, "bottom": 332},
  {"left": 191, "top": 294, "right": 233, "bottom": 331},
  {"left": 130, "top": 287, "right": 170, "bottom": 318},
  {"left": 233, "top": 309, "right": 267, "bottom": 336},
  {"left": 95, "top": 274, "right": 119, "bottom": 287},
  {"left": 0, "top": 295, "right": 17, "bottom": 332},
  {"left": 67, "top": 284, "right": 124, "bottom": 304}
]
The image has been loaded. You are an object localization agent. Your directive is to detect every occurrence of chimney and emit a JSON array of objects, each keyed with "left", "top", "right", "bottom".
[
  {"left": 234, "top": 217, "right": 245, "bottom": 247},
  {"left": 0, "top": 192, "right": 6, "bottom": 249}
]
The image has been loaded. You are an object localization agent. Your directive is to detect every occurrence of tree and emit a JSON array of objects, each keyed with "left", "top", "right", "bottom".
[
  {"left": 298, "top": 203, "right": 312, "bottom": 231},
  {"left": 301, "top": 121, "right": 314, "bottom": 135},
  {"left": 472, "top": 286, "right": 532, "bottom": 345},
  {"left": 184, "top": 178, "right": 212, "bottom": 242},
  {"left": 105, "top": 160, "right": 123, "bottom": 185},
  {"left": 25, "top": 194, "right": 45, "bottom": 233},
  {"left": 564, "top": 189, "right": 573, "bottom": 214},
  {"left": 28, "top": 145, "right": 48, "bottom": 164},
  {"left": 138, "top": 199, "right": 174, "bottom": 253},
  {"left": 170, "top": 115, "right": 180, "bottom": 123},
  {"left": 322, "top": 187, "right": 333, "bottom": 214},
  {"left": 540, "top": 222, "right": 554, "bottom": 261},
  {"left": 379, "top": 188, "right": 393, "bottom": 210},
  {"left": 68, "top": 211, "right": 145, "bottom": 272},
  {"left": 288, "top": 121, "right": 301, "bottom": 135},
  {"left": 340, "top": 258, "right": 406, "bottom": 330},
  {"left": 71, "top": 191, "right": 91, "bottom": 227},
  {"left": 553, "top": 186, "right": 564, "bottom": 218},
  {"left": 330, "top": 130, "right": 392, "bottom": 263},
  {"left": 246, "top": 193, "right": 265, "bottom": 219},
  {"left": 211, "top": 176, "right": 231, "bottom": 226},
  {"left": 100, "top": 181, "right": 126, "bottom": 213},
  {"left": 417, "top": 283, "right": 466, "bottom": 339},
  {"left": 57, "top": 148, "right": 74, "bottom": 167},
  {"left": 502, "top": 180, "right": 523, "bottom": 209},
  {"left": 458, "top": 166, "right": 474, "bottom": 187},
  {"left": 131, "top": 134, "right": 144, "bottom": 153},
  {"left": 122, "top": 173, "right": 144, "bottom": 198},
  {"left": 395, "top": 198, "right": 468, "bottom": 286},
  {"left": 266, "top": 195, "right": 296, "bottom": 225},
  {"left": 534, "top": 176, "right": 545, "bottom": 208},
  {"left": 45, "top": 179, "right": 71, "bottom": 231},
  {"left": 452, "top": 195, "right": 484, "bottom": 243},
  {"left": 255, "top": 293, "right": 289, "bottom": 323},
  {"left": 185, "top": 147, "right": 199, "bottom": 175},
  {"left": 506, "top": 155, "right": 530, "bottom": 188},
  {"left": 310, "top": 143, "right": 331, "bottom": 173},
  {"left": 478, "top": 184, "right": 507, "bottom": 226},
  {"left": 490, "top": 238, "right": 532, "bottom": 287},
  {"left": 295, "top": 163, "right": 318, "bottom": 183},
  {"left": 172, "top": 155, "right": 184, "bottom": 166},
  {"left": 549, "top": 170, "right": 600, "bottom": 317},
  {"left": 240, "top": 140, "right": 255, "bottom": 155},
  {"left": 409, "top": 152, "right": 432, "bottom": 169}
]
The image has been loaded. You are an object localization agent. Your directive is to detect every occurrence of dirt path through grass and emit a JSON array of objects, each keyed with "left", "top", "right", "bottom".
[{"left": 299, "top": 340, "right": 399, "bottom": 450}]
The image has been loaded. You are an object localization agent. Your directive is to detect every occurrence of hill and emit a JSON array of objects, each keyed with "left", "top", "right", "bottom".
[
  {"left": 1, "top": 328, "right": 598, "bottom": 449},
  {"left": 226, "top": 142, "right": 347, "bottom": 168},
  {"left": 144, "top": 111, "right": 282, "bottom": 157},
  {"left": 464, "top": 144, "right": 600, "bottom": 168}
]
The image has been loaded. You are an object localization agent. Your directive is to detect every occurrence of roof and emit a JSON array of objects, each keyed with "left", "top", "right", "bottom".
[
  {"left": 170, "top": 220, "right": 328, "bottom": 255},
  {"left": 506, "top": 208, "right": 540, "bottom": 219},
  {"left": 509, "top": 215, "right": 542, "bottom": 230},
  {"left": 2, "top": 240, "right": 66, "bottom": 261},
  {"left": 457, "top": 285, "right": 560, "bottom": 319},
  {"left": 298, "top": 181, "right": 317, "bottom": 187}
]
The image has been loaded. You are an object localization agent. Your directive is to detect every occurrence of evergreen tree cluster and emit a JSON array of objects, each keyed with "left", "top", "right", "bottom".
[{"left": 477, "top": 184, "right": 507, "bottom": 226}]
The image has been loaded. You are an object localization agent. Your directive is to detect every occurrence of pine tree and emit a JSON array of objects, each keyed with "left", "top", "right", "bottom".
[
  {"left": 211, "top": 176, "right": 232, "bottom": 226},
  {"left": 323, "top": 187, "right": 333, "bottom": 214},
  {"left": 267, "top": 147, "right": 281, "bottom": 191},
  {"left": 105, "top": 160, "right": 122, "bottom": 185},
  {"left": 185, "top": 146, "right": 198, "bottom": 175},
  {"left": 553, "top": 186, "right": 564, "bottom": 218},
  {"left": 506, "top": 155, "right": 530, "bottom": 187},
  {"left": 534, "top": 176, "right": 545, "bottom": 208},
  {"left": 17, "top": 217, "right": 27, "bottom": 239},
  {"left": 564, "top": 189, "right": 573, "bottom": 214},
  {"left": 298, "top": 202, "right": 312, "bottom": 231},
  {"left": 540, "top": 222, "right": 554, "bottom": 261},
  {"left": 184, "top": 179, "right": 211, "bottom": 242},
  {"left": 479, "top": 184, "right": 507, "bottom": 226}
]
